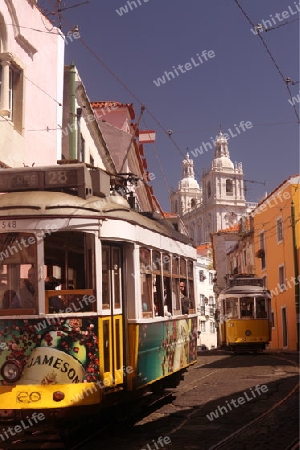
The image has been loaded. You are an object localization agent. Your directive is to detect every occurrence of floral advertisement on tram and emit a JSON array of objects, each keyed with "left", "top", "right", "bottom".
[
  {"left": 0, "top": 318, "right": 100, "bottom": 386},
  {"left": 135, "top": 317, "right": 197, "bottom": 387}
]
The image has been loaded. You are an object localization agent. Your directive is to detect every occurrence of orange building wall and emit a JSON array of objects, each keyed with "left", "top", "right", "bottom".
[{"left": 253, "top": 178, "right": 299, "bottom": 351}]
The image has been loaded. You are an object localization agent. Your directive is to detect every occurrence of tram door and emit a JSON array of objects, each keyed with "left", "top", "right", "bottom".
[{"left": 100, "top": 244, "right": 124, "bottom": 387}]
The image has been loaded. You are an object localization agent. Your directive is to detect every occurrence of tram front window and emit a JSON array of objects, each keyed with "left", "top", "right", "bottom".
[
  {"left": 240, "top": 297, "right": 254, "bottom": 318},
  {"left": 225, "top": 298, "right": 238, "bottom": 319},
  {"left": 256, "top": 297, "right": 267, "bottom": 318},
  {"left": 0, "top": 233, "right": 37, "bottom": 313}
]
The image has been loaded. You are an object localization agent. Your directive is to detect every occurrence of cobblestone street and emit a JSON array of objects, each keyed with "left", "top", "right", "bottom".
[{"left": 87, "top": 351, "right": 299, "bottom": 450}]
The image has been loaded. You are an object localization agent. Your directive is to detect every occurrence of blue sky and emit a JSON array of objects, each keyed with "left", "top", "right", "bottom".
[{"left": 43, "top": 0, "right": 299, "bottom": 210}]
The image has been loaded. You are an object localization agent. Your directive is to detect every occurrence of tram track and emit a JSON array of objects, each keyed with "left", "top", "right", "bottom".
[
  {"left": 207, "top": 353, "right": 299, "bottom": 450},
  {"left": 207, "top": 382, "right": 299, "bottom": 450}
]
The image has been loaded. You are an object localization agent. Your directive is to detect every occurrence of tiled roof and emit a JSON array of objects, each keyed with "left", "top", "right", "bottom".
[
  {"left": 217, "top": 224, "right": 239, "bottom": 233},
  {"left": 197, "top": 243, "right": 211, "bottom": 256},
  {"left": 163, "top": 212, "right": 178, "bottom": 218},
  {"left": 91, "top": 101, "right": 135, "bottom": 120}
]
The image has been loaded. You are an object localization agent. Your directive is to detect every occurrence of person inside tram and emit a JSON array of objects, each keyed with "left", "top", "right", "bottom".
[
  {"left": 45, "top": 276, "right": 65, "bottom": 313},
  {"left": 11, "top": 266, "right": 36, "bottom": 309},
  {"left": 241, "top": 303, "right": 252, "bottom": 317},
  {"left": 180, "top": 280, "right": 191, "bottom": 314}
]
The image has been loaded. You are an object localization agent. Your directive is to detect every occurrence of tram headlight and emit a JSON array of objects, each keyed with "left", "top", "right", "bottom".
[
  {"left": 245, "top": 330, "right": 252, "bottom": 336},
  {"left": 1, "top": 360, "right": 22, "bottom": 383}
]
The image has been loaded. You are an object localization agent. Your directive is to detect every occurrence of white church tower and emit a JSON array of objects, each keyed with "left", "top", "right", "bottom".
[
  {"left": 170, "top": 152, "right": 202, "bottom": 216},
  {"left": 201, "top": 131, "right": 246, "bottom": 242},
  {"left": 171, "top": 131, "right": 247, "bottom": 244}
]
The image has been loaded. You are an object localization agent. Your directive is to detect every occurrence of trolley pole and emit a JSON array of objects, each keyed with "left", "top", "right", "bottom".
[{"left": 291, "top": 200, "right": 299, "bottom": 351}]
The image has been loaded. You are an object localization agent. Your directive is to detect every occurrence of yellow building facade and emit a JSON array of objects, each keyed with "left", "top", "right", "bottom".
[{"left": 252, "top": 175, "right": 299, "bottom": 351}]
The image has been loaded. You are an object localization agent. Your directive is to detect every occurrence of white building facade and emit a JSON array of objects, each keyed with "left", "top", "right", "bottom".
[
  {"left": 170, "top": 131, "right": 247, "bottom": 245},
  {"left": 196, "top": 245, "right": 217, "bottom": 350}
]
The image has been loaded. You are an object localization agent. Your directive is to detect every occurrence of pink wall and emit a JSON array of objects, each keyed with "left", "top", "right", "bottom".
[{"left": 0, "top": 0, "right": 64, "bottom": 168}]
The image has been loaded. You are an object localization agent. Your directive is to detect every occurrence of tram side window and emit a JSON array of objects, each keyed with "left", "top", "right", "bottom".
[
  {"left": 240, "top": 297, "right": 254, "bottom": 318},
  {"left": 167, "top": 255, "right": 179, "bottom": 315},
  {"left": 225, "top": 298, "right": 238, "bottom": 319},
  {"left": 256, "top": 297, "right": 267, "bottom": 318},
  {"left": 140, "top": 248, "right": 153, "bottom": 317},
  {"left": 153, "top": 251, "right": 163, "bottom": 317},
  {"left": 44, "top": 231, "right": 96, "bottom": 313},
  {"left": 187, "top": 259, "right": 195, "bottom": 313},
  {"left": 0, "top": 233, "right": 37, "bottom": 313}
]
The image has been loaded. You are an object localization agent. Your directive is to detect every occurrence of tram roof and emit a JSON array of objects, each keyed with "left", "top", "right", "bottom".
[
  {"left": 0, "top": 191, "right": 194, "bottom": 247},
  {"left": 220, "top": 285, "right": 271, "bottom": 296}
]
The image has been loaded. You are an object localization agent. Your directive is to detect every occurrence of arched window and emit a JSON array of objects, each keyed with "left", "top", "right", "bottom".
[
  {"left": 191, "top": 198, "right": 196, "bottom": 208},
  {"left": 207, "top": 181, "right": 211, "bottom": 198},
  {"left": 226, "top": 179, "right": 233, "bottom": 195}
]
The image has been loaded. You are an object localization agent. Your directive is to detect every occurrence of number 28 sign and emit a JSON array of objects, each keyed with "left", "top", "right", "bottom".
[{"left": 45, "top": 169, "right": 78, "bottom": 187}]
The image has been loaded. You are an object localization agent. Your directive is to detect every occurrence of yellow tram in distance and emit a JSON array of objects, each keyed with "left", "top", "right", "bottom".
[{"left": 216, "top": 274, "right": 272, "bottom": 353}]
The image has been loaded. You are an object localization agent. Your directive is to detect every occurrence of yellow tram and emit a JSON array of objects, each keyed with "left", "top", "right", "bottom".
[
  {"left": 0, "top": 164, "right": 197, "bottom": 425},
  {"left": 216, "top": 274, "right": 272, "bottom": 352}
]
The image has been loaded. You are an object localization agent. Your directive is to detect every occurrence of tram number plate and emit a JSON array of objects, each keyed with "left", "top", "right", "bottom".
[
  {"left": 1, "top": 220, "right": 17, "bottom": 230},
  {"left": 16, "top": 391, "right": 42, "bottom": 403}
]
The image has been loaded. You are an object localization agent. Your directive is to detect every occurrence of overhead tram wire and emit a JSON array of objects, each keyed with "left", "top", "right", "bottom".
[
  {"left": 258, "top": 17, "right": 300, "bottom": 33},
  {"left": 233, "top": 0, "right": 300, "bottom": 123},
  {"left": 51, "top": 5, "right": 195, "bottom": 165},
  {"left": 0, "top": 22, "right": 60, "bottom": 35}
]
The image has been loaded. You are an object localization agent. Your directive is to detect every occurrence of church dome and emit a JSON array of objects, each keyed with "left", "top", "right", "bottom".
[
  {"left": 213, "top": 156, "right": 234, "bottom": 170},
  {"left": 212, "top": 131, "right": 234, "bottom": 171},
  {"left": 179, "top": 177, "right": 200, "bottom": 189},
  {"left": 178, "top": 152, "right": 200, "bottom": 190}
]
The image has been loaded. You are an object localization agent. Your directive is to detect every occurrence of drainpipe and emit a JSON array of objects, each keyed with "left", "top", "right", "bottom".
[
  {"left": 69, "top": 64, "right": 77, "bottom": 159},
  {"left": 291, "top": 200, "right": 299, "bottom": 350},
  {"left": 76, "top": 107, "right": 82, "bottom": 161}
]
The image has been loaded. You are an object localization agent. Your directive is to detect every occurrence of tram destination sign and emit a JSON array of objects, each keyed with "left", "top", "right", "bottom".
[
  {"left": 0, "top": 172, "right": 40, "bottom": 191},
  {"left": 45, "top": 169, "right": 78, "bottom": 187},
  {"left": 0, "top": 164, "right": 92, "bottom": 197}
]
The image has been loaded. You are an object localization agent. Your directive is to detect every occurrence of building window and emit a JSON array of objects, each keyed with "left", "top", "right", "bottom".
[
  {"left": 277, "top": 218, "right": 283, "bottom": 243},
  {"left": 200, "top": 321, "right": 206, "bottom": 332},
  {"left": 207, "top": 181, "right": 211, "bottom": 198},
  {"left": 210, "top": 322, "right": 215, "bottom": 333},
  {"left": 209, "top": 272, "right": 214, "bottom": 284},
  {"left": 226, "top": 179, "right": 233, "bottom": 195},
  {"left": 279, "top": 265, "right": 285, "bottom": 291},
  {"left": 0, "top": 57, "right": 24, "bottom": 132},
  {"left": 282, "top": 307, "right": 287, "bottom": 347},
  {"left": 259, "top": 232, "right": 266, "bottom": 270},
  {"left": 199, "top": 270, "right": 206, "bottom": 282},
  {"left": 271, "top": 310, "right": 275, "bottom": 328}
]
